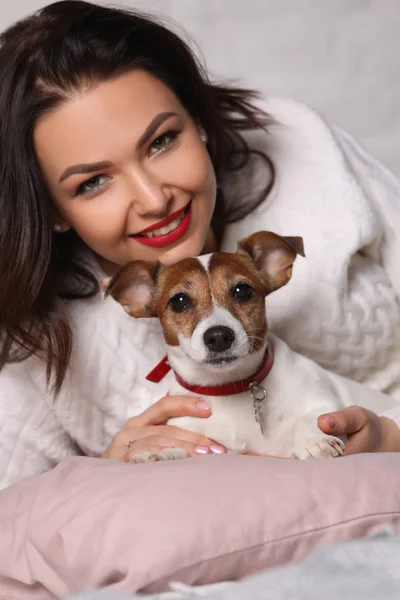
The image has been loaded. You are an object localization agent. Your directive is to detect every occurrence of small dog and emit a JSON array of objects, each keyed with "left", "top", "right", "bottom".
[{"left": 104, "top": 231, "right": 349, "bottom": 462}]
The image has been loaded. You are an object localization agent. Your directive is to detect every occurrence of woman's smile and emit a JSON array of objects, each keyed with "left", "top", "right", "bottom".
[{"left": 131, "top": 199, "right": 192, "bottom": 248}]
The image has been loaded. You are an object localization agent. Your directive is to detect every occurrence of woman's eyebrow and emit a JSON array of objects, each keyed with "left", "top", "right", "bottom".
[
  {"left": 59, "top": 160, "right": 112, "bottom": 183},
  {"left": 58, "top": 111, "right": 178, "bottom": 183},
  {"left": 136, "top": 111, "right": 177, "bottom": 150}
]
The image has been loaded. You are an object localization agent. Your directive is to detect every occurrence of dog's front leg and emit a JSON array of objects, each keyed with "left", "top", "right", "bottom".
[
  {"left": 291, "top": 413, "right": 345, "bottom": 459},
  {"left": 129, "top": 448, "right": 188, "bottom": 464}
]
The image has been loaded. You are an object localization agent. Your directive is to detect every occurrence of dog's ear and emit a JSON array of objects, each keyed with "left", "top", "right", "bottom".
[
  {"left": 238, "top": 231, "right": 305, "bottom": 292},
  {"left": 102, "top": 261, "right": 160, "bottom": 318}
]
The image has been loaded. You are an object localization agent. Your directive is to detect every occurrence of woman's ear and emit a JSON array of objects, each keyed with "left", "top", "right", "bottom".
[
  {"left": 52, "top": 213, "right": 71, "bottom": 233},
  {"left": 53, "top": 221, "right": 71, "bottom": 233},
  {"left": 197, "top": 123, "right": 208, "bottom": 144}
]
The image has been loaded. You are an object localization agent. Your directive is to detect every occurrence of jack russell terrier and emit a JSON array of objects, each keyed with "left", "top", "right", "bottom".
[{"left": 104, "top": 230, "right": 356, "bottom": 462}]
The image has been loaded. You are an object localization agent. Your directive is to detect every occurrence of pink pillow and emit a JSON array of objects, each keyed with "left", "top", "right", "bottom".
[{"left": 0, "top": 453, "right": 399, "bottom": 599}]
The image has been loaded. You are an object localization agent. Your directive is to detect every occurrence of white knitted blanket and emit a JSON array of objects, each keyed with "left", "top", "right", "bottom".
[{"left": 0, "top": 97, "right": 399, "bottom": 489}]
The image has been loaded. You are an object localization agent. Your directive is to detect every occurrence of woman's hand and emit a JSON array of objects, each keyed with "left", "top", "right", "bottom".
[
  {"left": 101, "top": 395, "right": 226, "bottom": 462},
  {"left": 318, "top": 406, "right": 400, "bottom": 454}
]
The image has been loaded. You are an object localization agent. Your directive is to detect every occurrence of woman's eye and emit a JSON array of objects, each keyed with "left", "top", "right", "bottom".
[
  {"left": 231, "top": 283, "right": 254, "bottom": 302},
  {"left": 149, "top": 130, "right": 179, "bottom": 156},
  {"left": 75, "top": 174, "right": 109, "bottom": 196},
  {"left": 168, "top": 292, "right": 192, "bottom": 313}
]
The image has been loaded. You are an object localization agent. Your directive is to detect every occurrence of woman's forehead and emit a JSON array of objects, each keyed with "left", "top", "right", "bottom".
[{"left": 33, "top": 70, "right": 186, "bottom": 173}]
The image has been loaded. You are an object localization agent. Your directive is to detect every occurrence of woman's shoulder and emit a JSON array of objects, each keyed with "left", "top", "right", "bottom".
[
  {"left": 258, "top": 95, "right": 332, "bottom": 124},
  {"left": 242, "top": 95, "right": 348, "bottom": 161},
  {"left": 219, "top": 96, "right": 354, "bottom": 227},
  {"left": 220, "top": 95, "right": 365, "bottom": 235}
]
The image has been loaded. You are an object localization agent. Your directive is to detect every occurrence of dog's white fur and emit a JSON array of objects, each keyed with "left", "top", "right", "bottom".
[
  {"left": 165, "top": 251, "right": 349, "bottom": 459},
  {"left": 108, "top": 238, "right": 387, "bottom": 462}
]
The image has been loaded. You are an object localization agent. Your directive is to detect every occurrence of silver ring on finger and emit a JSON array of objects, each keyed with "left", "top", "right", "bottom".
[{"left": 126, "top": 440, "right": 134, "bottom": 451}]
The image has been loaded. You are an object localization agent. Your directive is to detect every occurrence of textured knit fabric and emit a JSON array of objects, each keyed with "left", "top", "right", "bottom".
[{"left": 1, "top": 97, "right": 399, "bottom": 490}]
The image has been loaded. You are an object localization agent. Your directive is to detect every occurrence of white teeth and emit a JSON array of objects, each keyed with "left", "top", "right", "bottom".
[{"left": 142, "top": 212, "right": 184, "bottom": 238}]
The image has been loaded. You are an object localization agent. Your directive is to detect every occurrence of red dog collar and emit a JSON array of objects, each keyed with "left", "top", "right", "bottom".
[{"left": 146, "top": 343, "right": 274, "bottom": 396}]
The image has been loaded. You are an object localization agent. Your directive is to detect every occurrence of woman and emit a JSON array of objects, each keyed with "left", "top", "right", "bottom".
[{"left": 0, "top": 0, "right": 399, "bottom": 491}]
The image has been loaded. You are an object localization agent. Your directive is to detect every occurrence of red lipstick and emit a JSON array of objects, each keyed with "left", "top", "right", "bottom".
[{"left": 131, "top": 201, "right": 191, "bottom": 249}]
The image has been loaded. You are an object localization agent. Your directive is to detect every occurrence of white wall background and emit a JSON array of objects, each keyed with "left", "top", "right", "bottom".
[{"left": 2, "top": 1, "right": 400, "bottom": 174}]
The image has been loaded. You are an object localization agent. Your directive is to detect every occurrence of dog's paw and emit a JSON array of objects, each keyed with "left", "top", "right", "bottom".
[
  {"left": 293, "top": 435, "right": 345, "bottom": 460},
  {"left": 129, "top": 448, "right": 188, "bottom": 464}
]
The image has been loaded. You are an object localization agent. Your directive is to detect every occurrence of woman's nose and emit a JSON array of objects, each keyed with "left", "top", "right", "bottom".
[{"left": 128, "top": 169, "right": 171, "bottom": 217}]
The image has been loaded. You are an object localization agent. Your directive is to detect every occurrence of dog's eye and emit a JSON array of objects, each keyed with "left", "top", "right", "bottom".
[
  {"left": 168, "top": 293, "right": 192, "bottom": 312},
  {"left": 231, "top": 283, "right": 254, "bottom": 302}
]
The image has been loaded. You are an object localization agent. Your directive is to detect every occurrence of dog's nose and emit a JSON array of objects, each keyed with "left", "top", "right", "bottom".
[{"left": 203, "top": 326, "right": 235, "bottom": 352}]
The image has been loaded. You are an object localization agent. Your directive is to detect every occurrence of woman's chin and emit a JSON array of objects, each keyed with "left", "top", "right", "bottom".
[
  {"left": 159, "top": 235, "right": 206, "bottom": 266},
  {"left": 161, "top": 225, "right": 216, "bottom": 266}
]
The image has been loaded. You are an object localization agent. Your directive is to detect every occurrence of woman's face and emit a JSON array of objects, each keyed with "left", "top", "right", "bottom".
[{"left": 34, "top": 70, "right": 217, "bottom": 272}]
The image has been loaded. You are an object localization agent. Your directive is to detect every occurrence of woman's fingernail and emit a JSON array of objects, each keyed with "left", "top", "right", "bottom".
[
  {"left": 210, "top": 444, "right": 225, "bottom": 454},
  {"left": 194, "top": 446, "right": 210, "bottom": 455},
  {"left": 323, "top": 415, "right": 336, "bottom": 428},
  {"left": 196, "top": 400, "right": 211, "bottom": 411}
]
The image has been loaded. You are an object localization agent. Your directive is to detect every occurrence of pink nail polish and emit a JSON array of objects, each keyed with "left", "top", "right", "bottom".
[
  {"left": 194, "top": 446, "right": 210, "bottom": 455},
  {"left": 210, "top": 444, "right": 225, "bottom": 454},
  {"left": 196, "top": 400, "right": 211, "bottom": 411},
  {"left": 323, "top": 415, "right": 336, "bottom": 428}
]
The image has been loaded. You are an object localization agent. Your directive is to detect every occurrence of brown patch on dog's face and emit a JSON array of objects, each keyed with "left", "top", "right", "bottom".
[
  {"left": 105, "top": 230, "right": 303, "bottom": 359},
  {"left": 155, "top": 258, "right": 212, "bottom": 346},
  {"left": 208, "top": 252, "right": 268, "bottom": 353}
]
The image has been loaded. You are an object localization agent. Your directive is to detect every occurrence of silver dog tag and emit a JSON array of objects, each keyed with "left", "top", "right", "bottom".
[{"left": 249, "top": 381, "right": 267, "bottom": 435}]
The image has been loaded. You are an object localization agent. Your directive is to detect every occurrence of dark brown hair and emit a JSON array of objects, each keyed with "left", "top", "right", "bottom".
[{"left": 0, "top": 0, "right": 274, "bottom": 394}]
